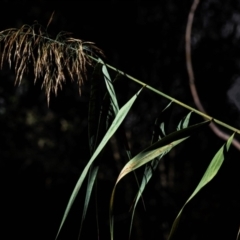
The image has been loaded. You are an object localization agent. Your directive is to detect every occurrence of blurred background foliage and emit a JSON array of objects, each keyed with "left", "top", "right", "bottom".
[{"left": 0, "top": 1, "right": 240, "bottom": 239}]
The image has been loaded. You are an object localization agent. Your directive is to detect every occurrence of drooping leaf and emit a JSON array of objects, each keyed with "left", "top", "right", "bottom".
[
  {"left": 79, "top": 62, "right": 104, "bottom": 238},
  {"left": 55, "top": 87, "right": 143, "bottom": 240},
  {"left": 117, "top": 138, "right": 188, "bottom": 184},
  {"left": 101, "top": 61, "right": 146, "bottom": 223},
  {"left": 168, "top": 133, "right": 235, "bottom": 240},
  {"left": 110, "top": 119, "right": 210, "bottom": 240},
  {"left": 129, "top": 108, "right": 191, "bottom": 238},
  {"left": 80, "top": 61, "right": 121, "bottom": 236},
  {"left": 110, "top": 137, "right": 187, "bottom": 240},
  {"left": 116, "top": 118, "right": 207, "bottom": 187}
]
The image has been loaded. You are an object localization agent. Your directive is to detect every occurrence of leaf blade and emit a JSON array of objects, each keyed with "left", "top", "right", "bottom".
[
  {"left": 100, "top": 59, "right": 119, "bottom": 116},
  {"left": 129, "top": 109, "right": 192, "bottom": 237},
  {"left": 168, "top": 133, "right": 235, "bottom": 240},
  {"left": 55, "top": 87, "right": 143, "bottom": 239},
  {"left": 110, "top": 137, "right": 188, "bottom": 240},
  {"left": 110, "top": 119, "right": 210, "bottom": 240}
]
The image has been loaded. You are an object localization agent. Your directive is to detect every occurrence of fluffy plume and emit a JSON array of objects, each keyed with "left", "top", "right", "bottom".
[{"left": 0, "top": 23, "right": 103, "bottom": 104}]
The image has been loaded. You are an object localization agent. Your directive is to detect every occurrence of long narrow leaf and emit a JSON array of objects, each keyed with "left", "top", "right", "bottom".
[
  {"left": 55, "top": 87, "right": 143, "bottom": 239},
  {"left": 168, "top": 133, "right": 235, "bottom": 240},
  {"left": 102, "top": 61, "right": 149, "bottom": 237},
  {"left": 82, "top": 60, "right": 120, "bottom": 231},
  {"left": 129, "top": 109, "right": 192, "bottom": 238},
  {"left": 110, "top": 137, "right": 188, "bottom": 240},
  {"left": 237, "top": 226, "right": 240, "bottom": 240},
  {"left": 79, "top": 165, "right": 99, "bottom": 237},
  {"left": 80, "top": 62, "right": 103, "bottom": 238},
  {"left": 81, "top": 68, "right": 124, "bottom": 238},
  {"left": 100, "top": 59, "right": 119, "bottom": 116},
  {"left": 110, "top": 119, "right": 210, "bottom": 240},
  {"left": 117, "top": 138, "right": 188, "bottom": 184}
]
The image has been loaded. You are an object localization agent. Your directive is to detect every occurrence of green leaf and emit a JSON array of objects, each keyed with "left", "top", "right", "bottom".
[
  {"left": 117, "top": 137, "right": 188, "bottom": 184},
  {"left": 177, "top": 111, "right": 192, "bottom": 131},
  {"left": 110, "top": 137, "right": 187, "bottom": 240},
  {"left": 110, "top": 119, "right": 210, "bottom": 240},
  {"left": 80, "top": 62, "right": 121, "bottom": 237},
  {"left": 129, "top": 109, "right": 192, "bottom": 238},
  {"left": 100, "top": 59, "right": 119, "bottom": 116},
  {"left": 81, "top": 62, "right": 103, "bottom": 238},
  {"left": 55, "top": 87, "right": 143, "bottom": 240},
  {"left": 78, "top": 165, "right": 99, "bottom": 237},
  {"left": 168, "top": 133, "right": 235, "bottom": 240}
]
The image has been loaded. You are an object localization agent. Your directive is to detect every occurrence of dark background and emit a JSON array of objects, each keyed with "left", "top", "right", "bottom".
[{"left": 0, "top": 1, "right": 240, "bottom": 240}]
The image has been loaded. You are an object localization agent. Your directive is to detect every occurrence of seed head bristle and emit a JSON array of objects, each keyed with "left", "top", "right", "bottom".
[{"left": 0, "top": 23, "right": 103, "bottom": 104}]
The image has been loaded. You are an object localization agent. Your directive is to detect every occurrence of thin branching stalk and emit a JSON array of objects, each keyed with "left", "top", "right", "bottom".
[
  {"left": 185, "top": 0, "right": 240, "bottom": 150},
  {"left": 0, "top": 24, "right": 240, "bottom": 137},
  {"left": 88, "top": 55, "right": 240, "bottom": 135}
]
